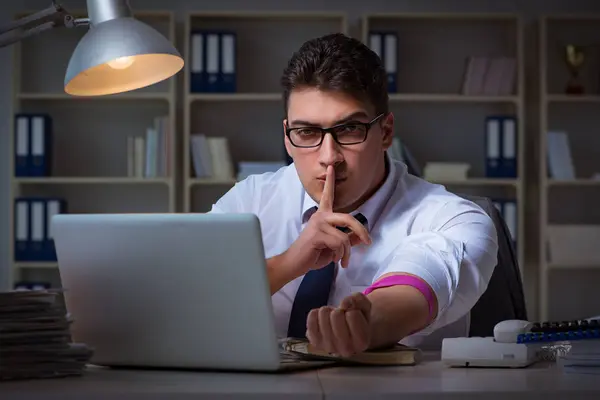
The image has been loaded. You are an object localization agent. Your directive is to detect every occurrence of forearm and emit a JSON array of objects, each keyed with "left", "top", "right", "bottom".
[
  {"left": 366, "top": 275, "right": 437, "bottom": 349},
  {"left": 266, "top": 253, "right": 302, "bottom": 295}
]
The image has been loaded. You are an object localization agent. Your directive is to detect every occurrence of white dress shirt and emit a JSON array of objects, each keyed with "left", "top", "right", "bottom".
[{"left": 209, "top": 153, "right": 498, "bottom": 346}]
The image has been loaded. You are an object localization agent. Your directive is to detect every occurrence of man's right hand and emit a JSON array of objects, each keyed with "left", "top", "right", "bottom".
[{"left": 282, "top": 165, "right": 372, "bottom": 277}]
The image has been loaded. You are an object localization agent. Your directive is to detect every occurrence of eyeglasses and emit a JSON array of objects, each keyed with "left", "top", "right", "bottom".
[{"left": 285, "top": 113, "right": 385, "bottom": 148}]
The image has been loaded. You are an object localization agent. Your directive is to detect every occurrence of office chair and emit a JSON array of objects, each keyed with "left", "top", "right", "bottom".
[{"left": 460, "top": 194, "right": 528, "bottom": 337}]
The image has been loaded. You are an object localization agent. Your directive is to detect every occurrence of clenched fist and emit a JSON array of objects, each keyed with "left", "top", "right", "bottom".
[{"left": 306, "top": 292, "right": 372, "bottom": 357}]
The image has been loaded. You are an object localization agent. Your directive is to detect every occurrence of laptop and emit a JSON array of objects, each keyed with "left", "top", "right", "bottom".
[{"left": 51, "top": 212, "right": 330, "bottom": 372}]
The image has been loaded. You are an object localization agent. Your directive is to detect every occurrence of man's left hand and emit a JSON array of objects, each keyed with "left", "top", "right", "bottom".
[{"left": 306, "top": 292, "right": 372, "bottom": 357}]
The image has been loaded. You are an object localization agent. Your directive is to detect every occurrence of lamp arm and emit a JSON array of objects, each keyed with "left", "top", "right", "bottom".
[{"left": 0, "top": 1, "right": 89, "bottom": 49}]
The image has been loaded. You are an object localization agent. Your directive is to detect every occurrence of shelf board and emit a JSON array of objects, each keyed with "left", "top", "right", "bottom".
[
  {"left": 16, "top": 9, "right": 174, "bottom": 19},
  {"left": 428, "top": 178, "right": 519, "bottom": 186},
  {"left": 18, "top": 92, "right": 172, "bottom": 101},
  {"left": 546, "top": 94, "right": 600, "bottom": 103},
  {"left": 548, "top": 263, "right": 600, "bottom": 270},
  {"left": 188, "top": 93, "right": 281, "bottom": 102},
  {"left": 547, "top": 179, "right": 600, "bottom": 187},
  {"left": 364, "top": 12, "right": 519, "bottom": 21},
  {"left": 188, "top": 178, "right": 237, "bottom": 186},
  {"left": 187, "top": 11, "right": 347, "bottom": 19},
  {"left": 543, "top": 13, "right": 600, "bottom": 22},
  {"left": 389, "top": 94, "right": 519, "bottom": 103},
  {"left": 14, "top": 177, "right": 171, "bottom": 185},
  {"left": 14, "top": 262, "right": 58, "bottom": 270},
  {"left": 186, "top": 93, "right": 519, "bottom": 103}
]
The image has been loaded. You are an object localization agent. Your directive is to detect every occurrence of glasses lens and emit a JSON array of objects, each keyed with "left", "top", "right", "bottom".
[
  {"left": 289, "top": 128, "right": 323, "bottom": 147},
  {"left": 332, "top": 124, "right": 367, "bottom": 144}
]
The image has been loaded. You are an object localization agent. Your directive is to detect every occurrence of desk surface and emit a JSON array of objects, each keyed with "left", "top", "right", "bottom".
[{"left": 3, "top": 353, "right": 600, "bottom": 399}]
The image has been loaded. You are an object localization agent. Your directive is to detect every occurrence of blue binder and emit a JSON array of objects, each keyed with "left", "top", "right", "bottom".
[
  {"left": 29, "top": 198, "right": 46, "bottom": 261},
  {"left": 14, "top": 198, "right": 31, "bottom": 261},
  {"left": 485, "top": 115, "right": 518, "bottom": 178},
  {"left": 485, "top": 116, "right": 502, "bottom": 177},
  {"left": 14, "top": 114, "right": 30, "bottom": 177},
  {"left": 29, "top": 114, "right": 53, "bottom": 177},
  {"left": 500, "top": 116, "right": 517, "bottom": 178},
  {"left": 368, "top": 31, "right": 398, "bottom": 93},
  {"left": 219, "top": 31, "right": 237, "bottom": 93},
  {"left": 383, "top": 32, "right": 398, "bottom": 93},
  {"left": 205, "top": 31, "right": 221, "bottom": 92},
  {"left": 190, "top": 30, "right": 206, "bottom": 92}
]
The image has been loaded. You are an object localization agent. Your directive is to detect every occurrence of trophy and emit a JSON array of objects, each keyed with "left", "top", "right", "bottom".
[{"left": 564, "top": 44, "right": 586, "bottom": 94}]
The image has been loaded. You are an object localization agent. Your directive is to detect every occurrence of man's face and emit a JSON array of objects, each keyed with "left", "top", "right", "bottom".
[{"left": 283, "top": 88, "right": 394, "bottom": 213}]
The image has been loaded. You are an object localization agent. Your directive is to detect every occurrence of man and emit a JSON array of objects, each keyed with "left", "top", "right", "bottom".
[{"left": 210, "top": 33, "right": 498, "bottom": 357}]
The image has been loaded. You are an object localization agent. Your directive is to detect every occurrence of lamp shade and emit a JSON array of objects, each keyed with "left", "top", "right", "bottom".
[{"left": 64, "top": 17, "right": 184, "bottom": 96}]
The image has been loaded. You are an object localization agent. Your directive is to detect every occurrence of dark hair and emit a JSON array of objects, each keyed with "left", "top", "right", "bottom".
[{"left": 280, "top": 33, "right": 388, "bottom": 117}]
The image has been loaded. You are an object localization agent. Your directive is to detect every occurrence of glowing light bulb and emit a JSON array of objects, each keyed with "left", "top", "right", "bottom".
[{"left": 107, "top": 56, "right": 134, "bottom": 70}]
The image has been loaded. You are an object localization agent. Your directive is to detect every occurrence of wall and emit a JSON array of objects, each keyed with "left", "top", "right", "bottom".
[{"left": 0, "top": 0, "right": 598, "bottom": 319}]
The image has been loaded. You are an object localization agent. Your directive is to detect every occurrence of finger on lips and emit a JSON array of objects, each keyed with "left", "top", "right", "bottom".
[
  {"left": 319, "top": 165, "right": 335, "bottom": 212},
  {"left": 316, "top": 165, "right": 372, "bottom": 246}
]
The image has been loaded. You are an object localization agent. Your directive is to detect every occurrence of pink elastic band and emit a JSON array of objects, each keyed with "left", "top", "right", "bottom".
[{"left": 363, "top": 275, "right": 436, "bottom": 321}]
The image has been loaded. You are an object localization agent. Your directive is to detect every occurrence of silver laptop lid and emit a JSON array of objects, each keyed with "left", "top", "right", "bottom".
[{"left": 51, "top": 212, "right": 281, "bottom": 371}]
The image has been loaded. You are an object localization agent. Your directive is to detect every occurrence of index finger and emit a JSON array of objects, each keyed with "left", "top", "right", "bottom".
[{"left": 319, "top": 165, "right": 335, "bottom": 212}]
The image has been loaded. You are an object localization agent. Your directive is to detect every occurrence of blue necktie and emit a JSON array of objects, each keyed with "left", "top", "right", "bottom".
[{"left": 287, "top": 213, "right": 367, "bottom": 338}]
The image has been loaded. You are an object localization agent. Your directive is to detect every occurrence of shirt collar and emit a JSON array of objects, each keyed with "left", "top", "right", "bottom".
[{"left": 300, "top": 151, "right": 399, "bottom": 231}]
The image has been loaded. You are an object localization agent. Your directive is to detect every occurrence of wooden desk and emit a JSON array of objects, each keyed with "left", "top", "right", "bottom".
[{"left": 3, "top": 353, "right": 600, "bottom": 399}]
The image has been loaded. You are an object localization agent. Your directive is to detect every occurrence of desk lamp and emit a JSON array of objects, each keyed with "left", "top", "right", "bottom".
[{"left": 0, "top": 0, "right": 184, "bottom": 96}]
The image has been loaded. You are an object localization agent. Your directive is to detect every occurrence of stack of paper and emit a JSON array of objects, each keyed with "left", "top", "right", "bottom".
[
  {"left": 558, "top": 339, "right": 600, "bottom": 375},
  {"left": 0, "top": 289, "right": 93, "bottom": 381}
]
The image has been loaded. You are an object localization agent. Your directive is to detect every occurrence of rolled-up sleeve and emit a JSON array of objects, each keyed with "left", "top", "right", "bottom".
[{"left": 375, "top": 198, "right": 498, "bottom": 335}]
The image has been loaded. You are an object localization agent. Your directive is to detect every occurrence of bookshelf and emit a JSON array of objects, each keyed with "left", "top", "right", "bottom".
[
  {"left": 182, "top": 11, "right": 348, "bottom": 212},
  {"left": 7, "top": 10, "right": 178, "bottom": 290},
  {"left": 539, "top": 15, "right": 600, "bottom": 321},
  {"left": 362, "top": 13, "right": 526, "bottom": 272}
]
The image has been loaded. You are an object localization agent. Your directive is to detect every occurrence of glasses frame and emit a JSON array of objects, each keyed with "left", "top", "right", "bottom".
[{"left": 285, "top": 113, "right": 386, "bottom": 148}]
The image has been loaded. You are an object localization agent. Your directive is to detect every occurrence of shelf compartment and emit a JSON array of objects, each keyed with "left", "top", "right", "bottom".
[
  {"left": 389, "top": 101, "right": 519, "bottom": 179},
  {"left": 543, "top": 16, "right": 600, "bottom": 96},
  {"left": 186, "top": 12, "right": 347, "bottom": 94},
  {"left": 364, "top": 13, "right": 520, "bottom": 95},
  {"left": 15, "top": 99, "right": 172, "bottom": 179}
]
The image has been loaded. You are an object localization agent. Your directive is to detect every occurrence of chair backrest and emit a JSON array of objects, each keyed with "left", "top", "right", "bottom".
[{"left": 459, "top": 194, "right": 528, "bottom": 336}]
